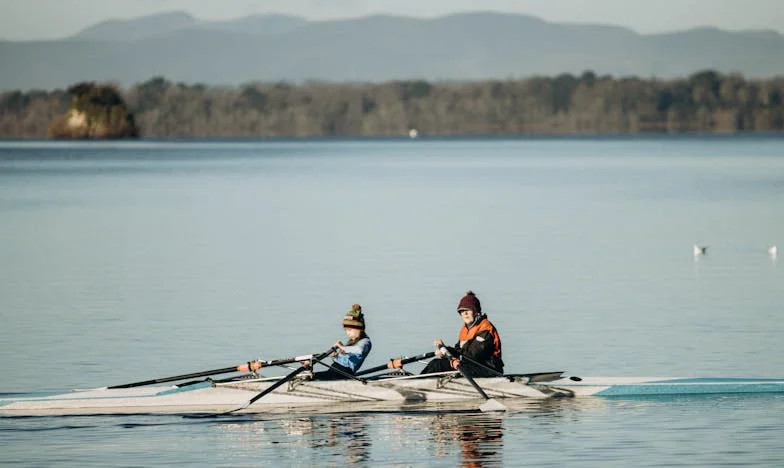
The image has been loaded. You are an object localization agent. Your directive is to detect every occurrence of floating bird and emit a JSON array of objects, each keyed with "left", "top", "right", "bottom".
[
  {"left": 693, "top": 244, "right": 708, "bottom": 256},
  {"left": 769, "top": 245, "right": 778, "bottom": 258}
]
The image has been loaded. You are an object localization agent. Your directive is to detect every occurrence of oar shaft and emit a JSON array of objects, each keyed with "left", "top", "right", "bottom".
[
  {"left": 440, "top": 347, "right": 490, "bottom": 400},
  {"left": 256, "top": 354, "right": 315, "bottom": 368},
  {"left": 108, "top": 354, "right": 316, "bottom": 389},
  {"left": 247, "top": 346, "right": 337, "bottom": 406},
  {"left": 108, "top": 365, "right": 244, "bottom": 389},
  {"left": 454, "top": 353, "right": 504, "bottom": 377},
  {"left": 461, "top": 368, "right": 491, "bottom": 399},
  {"left": 354, "top": 351, "right": 436, "bottom": 377}
]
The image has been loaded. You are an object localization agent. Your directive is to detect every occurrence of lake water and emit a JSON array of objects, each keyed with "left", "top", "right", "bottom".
[{"left": 1, "top": 137, "right": 783, "bottom": 466}]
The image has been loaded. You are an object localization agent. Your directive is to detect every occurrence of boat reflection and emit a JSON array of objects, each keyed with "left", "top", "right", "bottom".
[{"left": 211, "top": 397, "right": 617, "bottom": 465}]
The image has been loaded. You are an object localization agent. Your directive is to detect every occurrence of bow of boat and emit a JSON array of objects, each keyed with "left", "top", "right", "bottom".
[{"left": 530, "top": 376, "right": 784, "bottom": 397}]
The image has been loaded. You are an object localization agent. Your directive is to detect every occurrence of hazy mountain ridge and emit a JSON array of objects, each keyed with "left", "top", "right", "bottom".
[
  {"left": 72, "top": 11, "right": 310, "bottom": 41},
  {"left": 72, "top": 11, "right": 199, "bottom": 42},
  {"left": 1, "top": 11, "right": 783, "bottom": 91}
]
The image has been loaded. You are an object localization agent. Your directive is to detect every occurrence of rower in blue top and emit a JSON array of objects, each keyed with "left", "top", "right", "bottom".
[{"left": 307, "top": 304, "right": 372, "bottom": 380}]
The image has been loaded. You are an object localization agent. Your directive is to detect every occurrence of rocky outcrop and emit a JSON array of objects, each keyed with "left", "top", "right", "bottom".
[{"left": 49, "top": 83, "right": 139, "bottom": 139}]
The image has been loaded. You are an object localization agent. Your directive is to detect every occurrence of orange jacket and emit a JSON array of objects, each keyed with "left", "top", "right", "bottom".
[{"left": 455, "top": 316, "right": 503, "bottom": 372}]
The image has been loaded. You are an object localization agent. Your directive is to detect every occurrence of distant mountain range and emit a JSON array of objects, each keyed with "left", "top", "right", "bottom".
[
  {"left": 71, "top": 11, "right": 308, "bottom": 42},
  {"left": 1, "top": 11, "right": 783, "bottom": 91}
]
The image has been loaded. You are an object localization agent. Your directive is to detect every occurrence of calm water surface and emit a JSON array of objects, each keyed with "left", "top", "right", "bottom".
[{"left": 1, "top": 138, "right": 783, "bottom": 466}]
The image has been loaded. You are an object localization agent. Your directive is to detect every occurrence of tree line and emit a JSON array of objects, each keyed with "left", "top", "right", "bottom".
[{"left": 1, "top": 70, "right": 783, "bottom": 139}]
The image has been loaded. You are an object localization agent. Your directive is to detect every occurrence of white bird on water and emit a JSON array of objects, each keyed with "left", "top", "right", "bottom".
[
  {"left": 693, "top": 244, "right": 708, "bottom": 256},
  {"left": 769, "top": 245, "right": 778, "bottom": 258}
]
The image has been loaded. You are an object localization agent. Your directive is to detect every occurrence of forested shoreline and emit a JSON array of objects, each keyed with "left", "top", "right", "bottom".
[{"left": 1, "top": 70, "right": 783, "bottom": 139}]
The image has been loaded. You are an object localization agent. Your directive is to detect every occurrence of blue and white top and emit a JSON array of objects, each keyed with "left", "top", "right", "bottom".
[{"left": 333, "top": 337, "right": 372, "bottom": 373}]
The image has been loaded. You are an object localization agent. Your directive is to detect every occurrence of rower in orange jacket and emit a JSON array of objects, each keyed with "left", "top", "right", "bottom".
[{"left": 421, "top": 291, "right": 504, "bottom": 377}]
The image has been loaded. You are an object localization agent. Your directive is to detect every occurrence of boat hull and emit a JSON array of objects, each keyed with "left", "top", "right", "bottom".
[
  {"left": 2, "top": 374, "right": 783, "bottom": 416},
  {"left": 0, "top": 374, "right": 547, "bottom": 416}
]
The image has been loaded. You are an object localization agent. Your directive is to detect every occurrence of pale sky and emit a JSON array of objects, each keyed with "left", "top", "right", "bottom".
[{"left": 1, "top": 0, "right": 783, "bottom": 41}]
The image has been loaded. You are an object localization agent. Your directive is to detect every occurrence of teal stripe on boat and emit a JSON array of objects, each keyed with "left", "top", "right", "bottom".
[
  {"left": 596, "top": 382, "right": 784, "bottom": 396},
  {"left": 646, "top": 378, "right": 784, "bottom": 384},
  {"left": 1, "top": 391, "right": 81, "bottom": 406},
  {"left": 0, "top": 382, "right": 213, "bottom": 405},
  {"left": 154, "top": 381, "right": 213, "bottom": 395}
]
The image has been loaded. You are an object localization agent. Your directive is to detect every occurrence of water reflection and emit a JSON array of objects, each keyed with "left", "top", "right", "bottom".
[
  {"left": 214, "top": 414, "right": 371, "bottom": 465},
  {"left": 323, "top": 416, "right": 371, "bottom": 465},
  {"left": 432, "top": 413, "right": 504, "bottom": 467},
  {"left": 210, "top": 398, "right": 616, "bottom": 465}
]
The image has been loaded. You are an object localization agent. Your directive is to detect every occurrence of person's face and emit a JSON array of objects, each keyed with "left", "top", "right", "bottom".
[
  {"left": 345, "top": 327, "right": 361, "bottom": 340},
  {"left": 459, "top": 308, "right": 476, "bottom": 325}
]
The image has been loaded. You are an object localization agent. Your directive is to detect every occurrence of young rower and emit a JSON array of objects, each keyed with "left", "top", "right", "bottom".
[
  {"left": 421, "top": 291, "right": 504, "bottom": 377},
  {"left": 309, "top": 304, "right": 372, "bottom": 380}
]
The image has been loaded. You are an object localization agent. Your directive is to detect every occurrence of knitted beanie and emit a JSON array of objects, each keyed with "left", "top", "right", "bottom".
[
  {"left": 342, "top": 304, "right": 366, "bottom": 330},
  {"left": 456, "top": 291, "right": 481, "bottom": 315}
]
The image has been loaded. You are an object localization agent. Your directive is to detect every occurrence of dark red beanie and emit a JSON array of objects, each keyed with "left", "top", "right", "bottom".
[{"left": 456, "top": 291, "right": 481, "bottom": 315}]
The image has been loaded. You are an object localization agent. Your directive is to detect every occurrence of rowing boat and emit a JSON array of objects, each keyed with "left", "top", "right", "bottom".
[{"left": 3, "top": 371, "right": 783, "bottom": 416}]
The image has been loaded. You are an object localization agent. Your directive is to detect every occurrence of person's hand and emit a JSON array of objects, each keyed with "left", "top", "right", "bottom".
[
  {"left": 450, "top": 358, "right": 460, "bottom": 370},
  {"left": 302, "top": 360, "right": 312, "bottom": 370},
  {"left": 331, "top": 341, "right": 344, "bottom": 358},
  {"left": 434, "top": 339, "right": 444, "bottom": 355}
]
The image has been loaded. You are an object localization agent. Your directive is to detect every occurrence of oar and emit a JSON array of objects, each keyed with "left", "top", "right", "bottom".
[
  {"left": 440, "top": 346, "right": 507, "bottom": 412},
  {"left": 450, "top": 352, "right": 504, "bottom": 377},
  {"left": 354, "top": 351, "right": 436, "bottom": 377},
  {"left": 107, "top": 354, "right": 317, "bottom": 389},
  {"left": 220, "top": 346, "right": 337, "bottom": 415}
]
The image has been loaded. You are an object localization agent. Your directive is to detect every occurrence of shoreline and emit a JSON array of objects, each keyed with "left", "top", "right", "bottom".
[
  {"left": 3, "top": 71, "right": 783, "bottom": 139},
  {"left": 2, "top": 133, "right": 784, "bottom": 144}
]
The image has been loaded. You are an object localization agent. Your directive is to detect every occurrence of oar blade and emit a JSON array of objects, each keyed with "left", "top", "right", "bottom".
[{"left": 479, "top": 398, "right": 508, "bottom": 412}]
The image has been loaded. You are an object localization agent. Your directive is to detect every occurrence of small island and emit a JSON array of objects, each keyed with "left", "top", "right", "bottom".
[{"left": 48, "top": 82, "right": 139, "bottom": 139}]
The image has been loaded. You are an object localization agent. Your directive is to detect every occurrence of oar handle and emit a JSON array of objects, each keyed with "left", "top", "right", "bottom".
[
  {"left": 236, "top": 354, "right": 316, "bottom": 372},
  {"left": 439, "top": 346, "right": 460, "bottom": 366}
]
